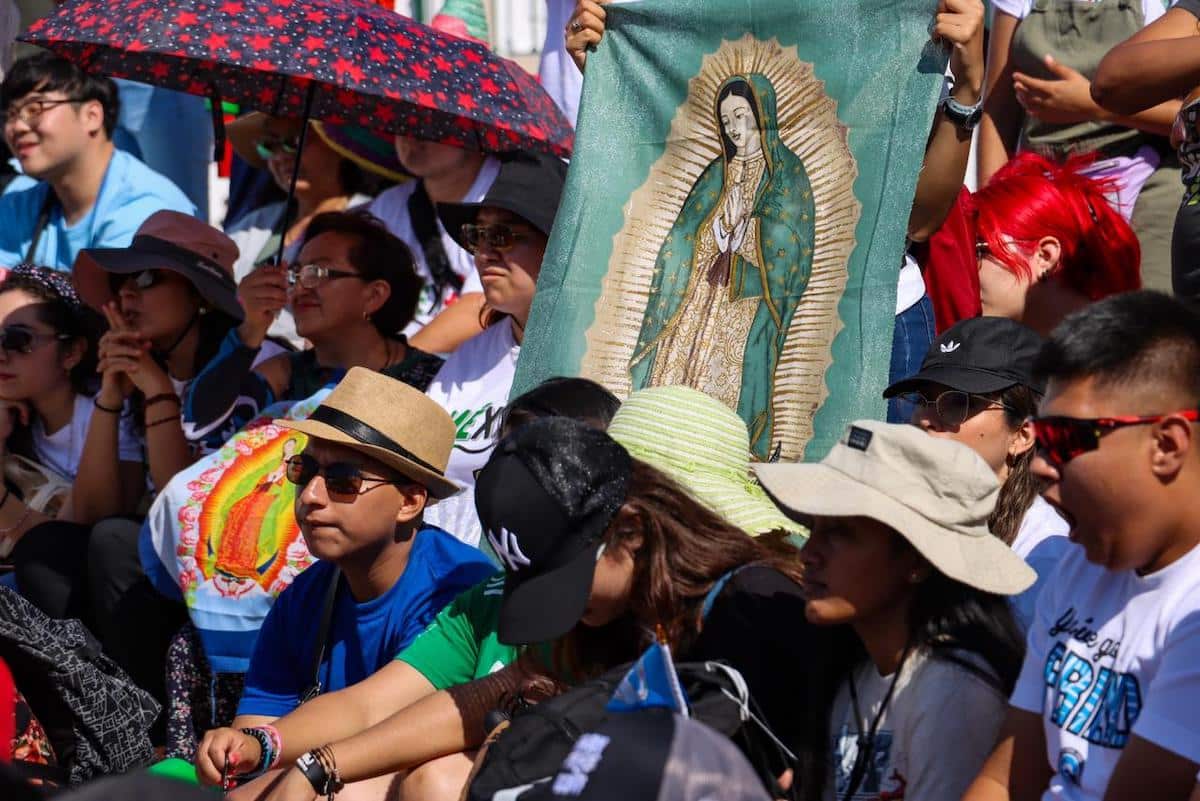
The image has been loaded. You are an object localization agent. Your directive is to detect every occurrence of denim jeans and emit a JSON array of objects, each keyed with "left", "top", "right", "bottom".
[{"left": 887, "top": 294, "right": 936, "bottom": 423}]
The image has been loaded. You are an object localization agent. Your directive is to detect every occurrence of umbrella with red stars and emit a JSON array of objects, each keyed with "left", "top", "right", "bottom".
[{"left": 19, "top": 0, "right": 573, "bottom": 158}]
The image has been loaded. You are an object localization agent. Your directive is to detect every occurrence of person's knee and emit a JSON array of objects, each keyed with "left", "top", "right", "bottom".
[
  {"left": 400, "top": 753, "right": 474, "bottom": 801},
  {"left": 86, "top": 517, "right": 141, "bottom": 570}
]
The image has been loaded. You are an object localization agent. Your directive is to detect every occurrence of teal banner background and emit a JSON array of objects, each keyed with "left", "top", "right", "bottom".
[{"left": 513, "top": 0, "right": 947, "bottom": 460}]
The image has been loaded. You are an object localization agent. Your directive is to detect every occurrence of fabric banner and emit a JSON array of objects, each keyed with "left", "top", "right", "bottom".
[
  {"left": 511, "top": 0, "right": 946, "bottom": 461},
  {"left": 140, "top": 389, "right": 330, "bottom": 673}
]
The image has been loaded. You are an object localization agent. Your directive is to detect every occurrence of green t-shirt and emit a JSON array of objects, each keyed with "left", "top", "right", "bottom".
[{"left": 396, "top": 571, "right": 518, "bottom": 690}]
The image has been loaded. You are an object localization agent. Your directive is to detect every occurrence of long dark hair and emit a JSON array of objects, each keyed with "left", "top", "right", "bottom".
[
  {"left": 716, "top": 79, "right": 763, "bottom": 160},
  {"left": 989, "top": 384, "right": 1042, "bottom": 546},
  {"left": 545, "top": 458, "right": 804, "bottom": 681},
  {"left": 793, "top": 531, "right": 1025, "bottom": 801}
]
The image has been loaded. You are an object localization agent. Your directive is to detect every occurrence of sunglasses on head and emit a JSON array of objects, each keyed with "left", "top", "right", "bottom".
[
  {"left": 255, "top": 135, "right": 300, "bottom": 161},
  {"left": 109, "top": 269, "right": 166, "bottom": 294},
  {"left": 284, "top": 453, "right": 405, "bottom": 502},
  {"left": 1032, "top": 410, "right": 1200, "bottom": 469},
  {"left": 0, "top": 325, "right": 71, "bottom": 355},
  {"left": 896, "top": 389, "right": 1012, "bottom": 427},
  {"left": 461, "top": 223, "right": 529, "bottom": 254}
]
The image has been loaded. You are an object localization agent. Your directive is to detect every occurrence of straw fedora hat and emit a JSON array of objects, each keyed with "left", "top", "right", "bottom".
[
  {"left": 754, "top": 420, "right": 1036, "bottom": 596},
  {"left": 227, "top": 112, "right": 409, "bottom": 183},
  {"left": 277, "top": 367, "right": 461, "bottom": 500}
]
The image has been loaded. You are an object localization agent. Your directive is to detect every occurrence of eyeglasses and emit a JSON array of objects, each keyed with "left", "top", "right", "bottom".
[
  {"left": 287, "top": 263, "right": 363, "bottom": 290},
  {"left": 898, "top": 389, "right": 1013, "bottom": 427},
  {"left": 0, "top": 325, "right": 72, "bottom": 355},
  {"left": 284, "top": 454, "right": 405, "bottom": 502},
  {"left": 461, "top": 223, "right": 529, "bottom": 253},
  {"left": 4, "top": 97, "right": 84, "bottom": 126},
  {"left": 109, "top": 269, "right": 166, "bottom": 294},
  {"left": 1032, "top": 410, "right": 1200, "bottom": 469},
  {"left": 254, "top": 135, "right": 300, "bottom": 161}
]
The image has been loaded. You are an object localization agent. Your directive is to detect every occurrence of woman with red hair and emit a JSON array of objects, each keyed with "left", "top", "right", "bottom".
[{"left": 973, "top": 152, "right": 1141, "bottom": 335}]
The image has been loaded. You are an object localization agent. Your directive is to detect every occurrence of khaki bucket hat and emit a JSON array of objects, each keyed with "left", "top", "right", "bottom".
[
  {"left": 277, "top": 367, "right": 461, "bottom": 501},
  {"left": 753, "top": 420, "right": 1035, "bottom": 596}
]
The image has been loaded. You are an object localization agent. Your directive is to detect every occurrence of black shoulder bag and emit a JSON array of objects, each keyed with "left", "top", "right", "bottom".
[
  {"left": 407, "top": 181, "right": 463, "bottom": 300},
  {"left": 299, "top": 569, "right": 342, "bottom": 704}
]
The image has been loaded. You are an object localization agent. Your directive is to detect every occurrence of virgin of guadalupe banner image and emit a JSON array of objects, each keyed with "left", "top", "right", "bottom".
[{"left": 511, "top": 0, "right": 946, "bottom": 461}]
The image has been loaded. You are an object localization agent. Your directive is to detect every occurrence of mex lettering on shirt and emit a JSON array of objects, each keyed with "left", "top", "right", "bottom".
[
  {"left": 1042, "top": 606, "right": 1142, "bottom": 784},
  {"left": 451, "top": 403, "right": 507, "bottom": 454}
]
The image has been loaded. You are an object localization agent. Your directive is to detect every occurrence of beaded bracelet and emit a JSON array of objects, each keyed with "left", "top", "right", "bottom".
[{"left": 238, "top": 727, "right": 276, "bottom": 780}]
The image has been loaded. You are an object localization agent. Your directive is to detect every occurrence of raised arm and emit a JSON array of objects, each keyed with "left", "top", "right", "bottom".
[
  {"left": 977, "top": 10, "right": 1023, "bottom": 187},
  {"left": 909, "top": 0, "right": 985, "bottom": 242},
  {"left": 1093, "top": 7, "right": 1200, "bottom": 115}
]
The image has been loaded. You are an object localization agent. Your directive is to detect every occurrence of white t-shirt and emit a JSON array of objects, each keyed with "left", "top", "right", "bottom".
[
  {"left": 1011, "top": 541, "right": 1200, "bottom": 801},
  {"left": 991, "top": 0, "right": 1170, "bottom": 24},
  {"left": 540, "top": 0, "right": 583, "bottom": 126},
  {"left": 827, "top": 649, "right": 1007, "bottom": 801},
  {"left": 368, "top": 159, "right": 498, "bottom": 338},
  {"left": 32, "top": 394, "right": 142, "bottom": 480},
  {"left": 1010, "top": 496, "right": 1073, "bottom": 633},
  {"left": 423, "top": 321, "right": 520, "bottom": 546}
]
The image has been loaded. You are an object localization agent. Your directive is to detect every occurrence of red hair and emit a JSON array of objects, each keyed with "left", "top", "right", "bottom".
[{"left": 972, "top": 152, "right": 1141, "bottom": 301}]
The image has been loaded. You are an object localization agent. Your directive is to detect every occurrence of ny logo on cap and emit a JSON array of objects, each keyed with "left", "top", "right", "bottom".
[
  {"left": 487, "top": 526, "right": 532, "bottom": 573},
  {"left": 940, "top": 340, "right": 962, "bottom": 353}
]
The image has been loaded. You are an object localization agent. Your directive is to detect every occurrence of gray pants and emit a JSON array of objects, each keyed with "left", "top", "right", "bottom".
[{"left": 1132, "top": 162, "right": 1182, "bottom": 294}]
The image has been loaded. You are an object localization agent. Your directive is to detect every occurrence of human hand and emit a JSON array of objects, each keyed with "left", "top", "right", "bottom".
[
  {"left": 238, "top": 264, "right": 289, "bottom": 348},
  {"left": 565, "top": 0, "right": 607, "bottom": 72},
  {"left": 260, "top": 766, "right": 319, "bottom": 801},
  {"left": 1014, "top": 55, "right": 1100, "bottom": 126},
  {"left": 195, "top": 727, "right": 262, "bottom": 787},
  {"left": 935, "top": 0, "right": 985, "bottom": 104},
  {"left": 96, "top": 303, "right": 172, "bottom": 398}
]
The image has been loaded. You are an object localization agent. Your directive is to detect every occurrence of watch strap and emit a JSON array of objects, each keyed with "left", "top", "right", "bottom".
[{"left": 941, "top": 95, "right": 983, "bottom": 130}]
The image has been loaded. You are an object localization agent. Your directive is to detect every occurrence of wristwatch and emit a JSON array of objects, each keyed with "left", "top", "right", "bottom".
[{"left": 940, "top": 95, "right": 984, "bottom": 132}]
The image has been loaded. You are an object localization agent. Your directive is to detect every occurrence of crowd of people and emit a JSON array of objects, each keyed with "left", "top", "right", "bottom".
[{"left": 0, "top": 0, "right": 1196, "bottom": 799}]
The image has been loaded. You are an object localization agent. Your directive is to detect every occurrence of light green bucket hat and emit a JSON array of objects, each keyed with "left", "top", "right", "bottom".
[{"left": 607, "top": 385, "right": 806, "bottom": 539}]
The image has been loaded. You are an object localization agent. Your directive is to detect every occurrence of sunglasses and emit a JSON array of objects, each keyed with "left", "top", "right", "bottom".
[
  {"left": 254, "top": 135, "right": 300, "bottom": 161},
  {"left": 284, "top": 453, "right": 405, "bottom": 501},
  {"left": 896, "top": 389, "right": 1013, "bottom": 427},
  {"left": 0, "top": 325, "right": 71, "bottom": 355},
  {"left": 461, "top": 223, "right": 530, "bottom": 253},
  {"left": 1032, "top": 410, "right": 1200, "bottom": 469},
  {"left": 109, "top": 269, "right": 166, "bottom": 294},
  {"left": 287, "top": 263, "right": 363, "bottom": 290}
]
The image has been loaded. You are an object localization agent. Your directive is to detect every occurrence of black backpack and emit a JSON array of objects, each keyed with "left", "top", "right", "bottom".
[
  {"left": 465, "top": 659, "right": 797, "bottom": 801},
  {"left": 0, "top": 587, "right": 160, "bottom": 785}
]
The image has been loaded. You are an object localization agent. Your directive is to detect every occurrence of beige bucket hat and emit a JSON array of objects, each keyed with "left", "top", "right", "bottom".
[
  {"left": 753, "top": 420, "right": 1035, "bottom": 596},
  {"left": 277, "top": 367, "right": 461, "bottom": 501}
]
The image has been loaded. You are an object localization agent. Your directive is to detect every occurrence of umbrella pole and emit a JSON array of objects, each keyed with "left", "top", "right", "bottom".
[{"left": 272, "top": 80, "right": 318, "bottom": 267}]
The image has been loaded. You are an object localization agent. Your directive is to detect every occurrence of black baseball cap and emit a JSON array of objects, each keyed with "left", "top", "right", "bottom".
[
  {"left": 884, "top": 316, "right": 1046, "bottom": 398},
  {"left": 515, "top": 709, "right": 771, "bottom": 801},
  {"left": 475, "top": 417, "right": 631, "bottom": 646},
  {"left": 438, "top": 152, "right": 568, "bottom": 250}
]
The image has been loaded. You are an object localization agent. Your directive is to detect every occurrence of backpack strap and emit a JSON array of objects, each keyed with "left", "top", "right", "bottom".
[
  {"left": 407, "top": 181, "right": 463, "bottom": 298},
  {"left": 299, "top": 568, "right": 341, "bottom": 704},
  {"left": 700, "top": 565, "right": 750, "bottom": 621}
]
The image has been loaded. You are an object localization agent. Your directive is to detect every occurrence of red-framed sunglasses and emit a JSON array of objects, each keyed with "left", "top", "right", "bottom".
[{"left": 1033, "top": 410, "right": 1200, "bottom": 469}]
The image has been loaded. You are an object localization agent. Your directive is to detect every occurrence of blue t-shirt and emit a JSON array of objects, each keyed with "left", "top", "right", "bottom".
[
  {"left": 0, "top": 149, "right": 195, "bottom": 270},
  {"left": 237, "top": 525, "right": 495, "bottom": 718}
]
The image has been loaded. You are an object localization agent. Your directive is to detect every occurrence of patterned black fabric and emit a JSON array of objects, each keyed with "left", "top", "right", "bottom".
[{"left": 0, "top": 587, "right": 159, "bottom": 785}]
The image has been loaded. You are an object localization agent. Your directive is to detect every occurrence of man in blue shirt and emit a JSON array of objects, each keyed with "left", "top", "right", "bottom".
[
  {"left": 0, "top": 52, "right": 194, "bottom": 270},
  {"left": 234, "top": 367, "right": 494, "bottom": 727}
]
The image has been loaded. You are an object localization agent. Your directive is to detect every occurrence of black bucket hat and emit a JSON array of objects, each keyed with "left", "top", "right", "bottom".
[
  {"left": 474, "top": 416, "right": 631, "bottom": 646},
  {"left": 437, "top": 152, "right": 568, "bottom": 250},
  {"left": 884, "top": 316, "right": 1046, "bottom": 398}
]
